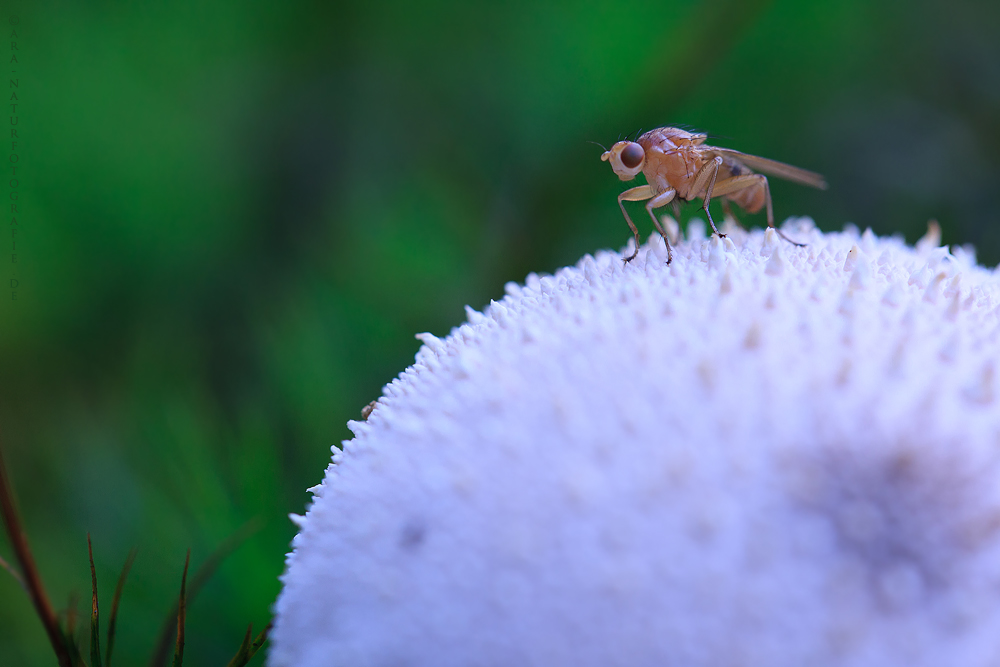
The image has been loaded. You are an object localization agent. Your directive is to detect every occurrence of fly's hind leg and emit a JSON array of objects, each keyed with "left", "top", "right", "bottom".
[
  {"left": 706, "top": 174, "right": 806, "bottom": 247},
  {"left": 760, "top": 176, "right": 806, "bottom": 247},
  {"left": 617, "top": 185, "right": 654, "bottom": 263},
  {"left": 721, "top": 200, "right": 747, "bottom": 231}
]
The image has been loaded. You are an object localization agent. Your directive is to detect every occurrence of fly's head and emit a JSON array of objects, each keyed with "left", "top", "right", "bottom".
[{"left": 601, "top": 141, "right": 645, "bottom": 181}]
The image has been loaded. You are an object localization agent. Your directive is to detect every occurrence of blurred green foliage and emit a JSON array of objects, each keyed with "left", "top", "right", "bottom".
[{"left": 0, "top": 0, "right": 998, "bottom": 664}]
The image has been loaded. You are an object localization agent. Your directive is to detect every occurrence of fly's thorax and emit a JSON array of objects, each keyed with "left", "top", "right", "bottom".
[
  {"left": 641, "top": 141, "right": 701, "bottom": 200},
  {"left": 639, "top": 127, "right": 706, "bottom": 148}
]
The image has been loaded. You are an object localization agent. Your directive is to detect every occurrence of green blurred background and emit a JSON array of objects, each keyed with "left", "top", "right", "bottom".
[{"left": 1, "top": 0, "right": 997, "bottom": 664}]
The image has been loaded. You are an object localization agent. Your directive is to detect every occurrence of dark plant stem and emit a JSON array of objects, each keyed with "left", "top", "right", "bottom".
[{"left": 0, "top": 439, "right": 72, "bottom": 667}]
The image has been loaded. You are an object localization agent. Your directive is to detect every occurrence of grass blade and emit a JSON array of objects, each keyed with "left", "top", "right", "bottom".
[
  {"left": 171, "top": 550, "right": 190, "bottom": 667},
  {"left": 224, "top": 624, "right": 253, "bottom": 667},
  {"left": 247, "top": 622, "right": 272, "bottom": 662},
  {"left": 105, "top": 547, "right": 137, "bottom": 667},
  {"left": 173, "top": 549, "right": 191, "bottom": 667},
  {"left": 148, "top": 518, "right": 262, "bottom": 667},
  {"left": 88, "top": 535, "right": 102, "bottom": 667},
  {"left": 225, "top": 621, "right": 272, "bottom": 667},
  {"left": 0, "top": 443, "right": 72, "bottom": 667}
]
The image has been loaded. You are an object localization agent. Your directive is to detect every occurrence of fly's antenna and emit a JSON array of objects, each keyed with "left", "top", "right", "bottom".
[{"left": 587, "top": 140, "right": 609, "bottom": 152}]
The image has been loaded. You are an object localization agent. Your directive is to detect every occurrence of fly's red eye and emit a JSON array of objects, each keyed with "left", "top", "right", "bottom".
[{"left": 621, "top": 142, "right": 644, "bottom": 169}]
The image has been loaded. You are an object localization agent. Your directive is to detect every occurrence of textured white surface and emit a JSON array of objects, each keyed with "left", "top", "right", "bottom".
[{"left": 270, "top": 219, "right": 1000, "bottom": 667}]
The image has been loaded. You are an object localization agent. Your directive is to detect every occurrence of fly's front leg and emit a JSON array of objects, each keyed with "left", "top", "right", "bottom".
[
  {"left": 645, "top": 188, "right": 677, "bottom": 265},
  {"left": 689, "top": 156, "right": 725, "bottom": 237},
  {"left": 617, "top": 185, "right": 654, "bottom": 263}
]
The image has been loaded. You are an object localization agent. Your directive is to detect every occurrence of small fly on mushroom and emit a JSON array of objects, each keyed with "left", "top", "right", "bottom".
[{"left": 600, "top": 127, "right": 827, "bottom": 264}]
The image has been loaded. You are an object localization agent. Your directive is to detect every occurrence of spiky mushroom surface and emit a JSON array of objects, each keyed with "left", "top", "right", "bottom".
[{"left": 270, "top": 219, "right": 1000, "bottom": 667}]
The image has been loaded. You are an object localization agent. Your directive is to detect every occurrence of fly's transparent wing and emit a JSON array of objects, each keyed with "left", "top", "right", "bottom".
[{"left": 705, "top": 147, "right": 827, "bottom": 190}]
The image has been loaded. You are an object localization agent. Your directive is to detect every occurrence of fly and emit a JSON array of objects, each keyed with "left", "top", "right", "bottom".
[{"left": 601, "top": 127, "right": 827, "bottom": 264}]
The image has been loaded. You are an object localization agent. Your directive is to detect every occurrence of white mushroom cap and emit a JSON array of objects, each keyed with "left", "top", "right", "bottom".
[{"left": 270, "top": 219, "right": 1000, "bottom": 667}]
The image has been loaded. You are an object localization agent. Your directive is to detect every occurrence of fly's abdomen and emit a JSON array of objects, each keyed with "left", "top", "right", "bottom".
[{"left": 726, "top": 178, "right": 767, "bottom": 213}]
